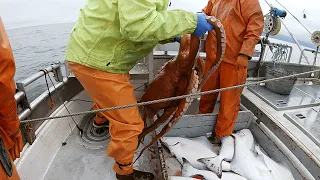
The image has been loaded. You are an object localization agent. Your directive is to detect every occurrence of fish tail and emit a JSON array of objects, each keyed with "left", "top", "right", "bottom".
[
  {"left": 182, "top": 157, "right": 188, "bottom": 164},
  {"left": 198, "top": 156, "right": 223, "bottom": 178}
]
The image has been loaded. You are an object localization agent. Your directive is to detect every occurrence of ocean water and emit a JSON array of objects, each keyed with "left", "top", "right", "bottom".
[
  {"left": 6, "top": 23, "right": 320, "bottom": 102},
  {"left": 7, "top": 23, "right": 75, "bottom": 101}
]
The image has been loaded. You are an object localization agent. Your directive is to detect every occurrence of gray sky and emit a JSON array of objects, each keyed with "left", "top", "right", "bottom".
[{"left": 0, "top": 0, "right": 319, "bottom": 43}]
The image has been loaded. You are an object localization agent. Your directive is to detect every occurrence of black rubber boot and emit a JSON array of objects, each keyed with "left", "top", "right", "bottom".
[
  {"left": 208, "top": 134, "right": 221, "bottom": 144},
  {"left": 116, "top": 170, "right": 154, "bottom": 180},
  {"left": 92, "top": 119, "right": 109, "bottom": 128}
]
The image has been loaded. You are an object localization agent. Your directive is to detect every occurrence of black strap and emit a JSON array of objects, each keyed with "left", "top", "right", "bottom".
[
  {"left": 116, "top": 162, "right": 132, "bottom": 170},
  {"left": 0, "top": 136, "right": 12, "bottom": 177},
  {"left": 40, "top": 69, "right": 55, "bottom": 108}
]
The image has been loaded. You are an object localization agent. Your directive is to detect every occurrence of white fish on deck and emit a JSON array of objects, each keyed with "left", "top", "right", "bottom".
[
  {"left": 182, "top": 158, "right": 221, "bottom": 180},
  {"left": 233, "top": 129, "right": 254, "bottom": 150},
  {"left": 168, "top": 176, "right": 198, "bottom": 180},
  {"left": 161, "top": 137, "right": 218, "bottom": 170},
  {"left": 197, "top": 136, "right": 234, "bottom": 177},
  {"left": 230, "top": 129, "right": 274, "bottom": 180},
  {"left": 254, "top": 145, "right": 295, "bottom": 180},
  {"left": 221, "top": 172, "right": 248, "bottom": 180},
  {"left": 191, "top": 136, "right": 219, "bottom": 154},
  {"left": 182, "top": 158, "right": 247, "bottom": 180}
]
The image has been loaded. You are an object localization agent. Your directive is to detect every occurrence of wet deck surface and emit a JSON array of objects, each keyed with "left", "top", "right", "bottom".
[
  {"left": 42, "top": 87, "right": 223, "bottom": 180},
  {"left": 44, "top": 116, "right": 160, "bottom": 180},
  {"left": 248, "top": 84, "right": 320, "bottom": 111},
  {"left": 42, "top": 83, "right": 162, "bottom": 180},
  {"left": 284, "top": 108, "right": 320, "bottom": 147}
]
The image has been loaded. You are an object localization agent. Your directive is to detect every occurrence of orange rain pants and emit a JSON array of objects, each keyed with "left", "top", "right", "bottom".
[
  {"left": 68, "top": 62, "right": 144, "bottom": 175},
  {"left": 199, "top": 61, "right": 247, "bottom": 138},
  {"left": 0, "top": 17, "right": 21, "bottom": 180},
  {"left": 199, "top": 0, "right": 264, "bottom": 139}
]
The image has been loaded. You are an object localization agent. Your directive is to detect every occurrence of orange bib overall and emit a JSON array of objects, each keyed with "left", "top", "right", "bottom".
[{"left": 199, "top": 0, "right": 264, "bottom": 139}]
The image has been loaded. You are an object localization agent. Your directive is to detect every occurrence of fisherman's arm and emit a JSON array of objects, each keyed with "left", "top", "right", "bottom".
[
  {"left": 239, "top": 0, "right": 264, "bottom": 59},
  {"left": 118, "top": 0, "right": 197, "bottom": 42}
]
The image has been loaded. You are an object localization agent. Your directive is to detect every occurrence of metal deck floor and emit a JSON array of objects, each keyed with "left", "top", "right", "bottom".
[
  {"left": 247, "top": 84, "right": 320, "bottom": 111},
  {"left": 284, "top": 108, "right": 320, "bottom": 147},
  {"left": 44, "top": 118, "right": 160, "bottom": 180},
  {"left": 38, "top": 84, "right": 161, "bottom": 180}
]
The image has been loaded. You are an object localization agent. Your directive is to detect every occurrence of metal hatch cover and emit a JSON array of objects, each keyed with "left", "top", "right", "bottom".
[
  {"left": 247, "top": 85, "right": 320, "bottom": 111},
  {"left": 284, "top": 108, "right": 320, "bottom": 147}
]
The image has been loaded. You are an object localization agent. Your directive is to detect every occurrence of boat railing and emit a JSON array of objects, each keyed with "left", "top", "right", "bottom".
[
  {"left": 14, "top": 62, "right": 84, "bottom": 145},
  {"left": 265, "top": 42, "right": 293, "bottom": 63},
  {"left": 299, "top": 48, "right": 320, "bottom": 65},
  {"left": 15, "top": 63, "right": 62, "bottom": 120}
]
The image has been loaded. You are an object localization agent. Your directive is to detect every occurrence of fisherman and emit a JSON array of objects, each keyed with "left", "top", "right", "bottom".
[
  {"left": 199, "top": 0, "right": 264, "bottom": 142},
  {"left": 64, "top": 0, "right": 214, "bottom": 179},
  {"left": 0, "top": 17, "right": 24, "bottom": 180}
]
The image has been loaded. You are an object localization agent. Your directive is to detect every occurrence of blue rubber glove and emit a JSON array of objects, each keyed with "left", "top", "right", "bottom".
[
  {"left": 174, "top": 36, "right": 181, "bottom": 43},
  {"left": 193, "top": 13, "right": 214, "bottom": 37}
]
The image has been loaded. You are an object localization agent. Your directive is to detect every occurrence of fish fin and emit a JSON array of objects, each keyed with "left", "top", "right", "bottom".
[
  {"left": 182, "top": 157, "right": 188, "bottom": 164},
  {"left": 254, "top": 144, "right": 262, "bottom": 154},
  {"left": 198, "top": 156, "right": 223, "bottom": 178},
  {"left": 196, "top": 156, "right": 216, "bottom": 162}
]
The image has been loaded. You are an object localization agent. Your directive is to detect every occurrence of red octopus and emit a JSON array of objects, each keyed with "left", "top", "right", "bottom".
[{"left": 135, "top": 17, "right": 226, "bottom": 162}]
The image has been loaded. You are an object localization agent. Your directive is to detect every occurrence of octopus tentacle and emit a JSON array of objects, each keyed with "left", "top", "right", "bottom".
[
  {"left": 154, "top": 61, "right": 170, "bottom": 79},
  {"left": 139, "top": 74, "right": 191, "bottom": 142},
  {"left": 138, "top": 105, "right": 177, "bottom": 145},
  {"left": 199, "top": 17, "right": 226, "bottom": 88},
  {"left": 138, "top": 35, "right": 200, "bottom": 135},
  {"left": 135, "top": 69, "right": 200, "bottom": 162}
]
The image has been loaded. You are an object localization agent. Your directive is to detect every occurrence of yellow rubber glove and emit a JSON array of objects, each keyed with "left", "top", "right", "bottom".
[{"left": 9, "top": 130, "right": 23, "bottom": 161}]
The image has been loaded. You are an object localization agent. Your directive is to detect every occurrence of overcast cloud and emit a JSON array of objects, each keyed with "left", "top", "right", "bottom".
[{"left": 0, "top": 0, "right": 319, "bottom": 44}]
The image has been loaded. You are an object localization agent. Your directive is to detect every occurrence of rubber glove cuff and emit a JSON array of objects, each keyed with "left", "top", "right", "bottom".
[
  {"left": 193, "top": 13, "right": 214, "bottom": 37},
  {"left": 174, "top": 36, "right": 181, "bottom": 43}
]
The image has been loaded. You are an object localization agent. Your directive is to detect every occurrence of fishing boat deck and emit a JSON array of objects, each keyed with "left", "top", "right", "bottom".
[
  {"left": 43, "top": 117, "right": 159, "bottom": 180},
  {"left": 15, "top": 78, "right": 224, "bottom": 180},
  {"left": 13, "top": 51, "right": 320, "bottom": 179}
]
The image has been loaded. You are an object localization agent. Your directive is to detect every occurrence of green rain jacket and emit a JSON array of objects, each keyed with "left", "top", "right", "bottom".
[{"left": 65, "top": 0, "right": 197, "bottom": 74}]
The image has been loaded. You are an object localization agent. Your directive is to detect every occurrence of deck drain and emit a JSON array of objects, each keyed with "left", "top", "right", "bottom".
[
  {"left": 296, "top": 114, "right": 306, "bottom": 119},
  {"left": 76, "top": 113, "right": 111, "bottom": 149},
  {"left": 276, "top": 100, "right": 287, "bottom": 106}
]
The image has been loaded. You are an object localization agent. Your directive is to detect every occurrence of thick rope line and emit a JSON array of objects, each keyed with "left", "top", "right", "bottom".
[{"left": 22, "top": 69, "right": 320, "bottom": 123}]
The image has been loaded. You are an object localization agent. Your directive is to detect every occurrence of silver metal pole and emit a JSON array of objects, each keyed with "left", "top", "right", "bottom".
[
  {"left": 21, "top": 63, "right": 60, "bottom": 86},
  {"left": 147, "top": 52, "right": 154, "bottom": 84},
  {"left": 314, "top": 46, "right": 319, "bottom": 66}
]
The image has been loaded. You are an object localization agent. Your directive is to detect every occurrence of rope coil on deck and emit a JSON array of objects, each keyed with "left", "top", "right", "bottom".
[{"left": 23, "top": 69, "right": 320, "bottom": 123}]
